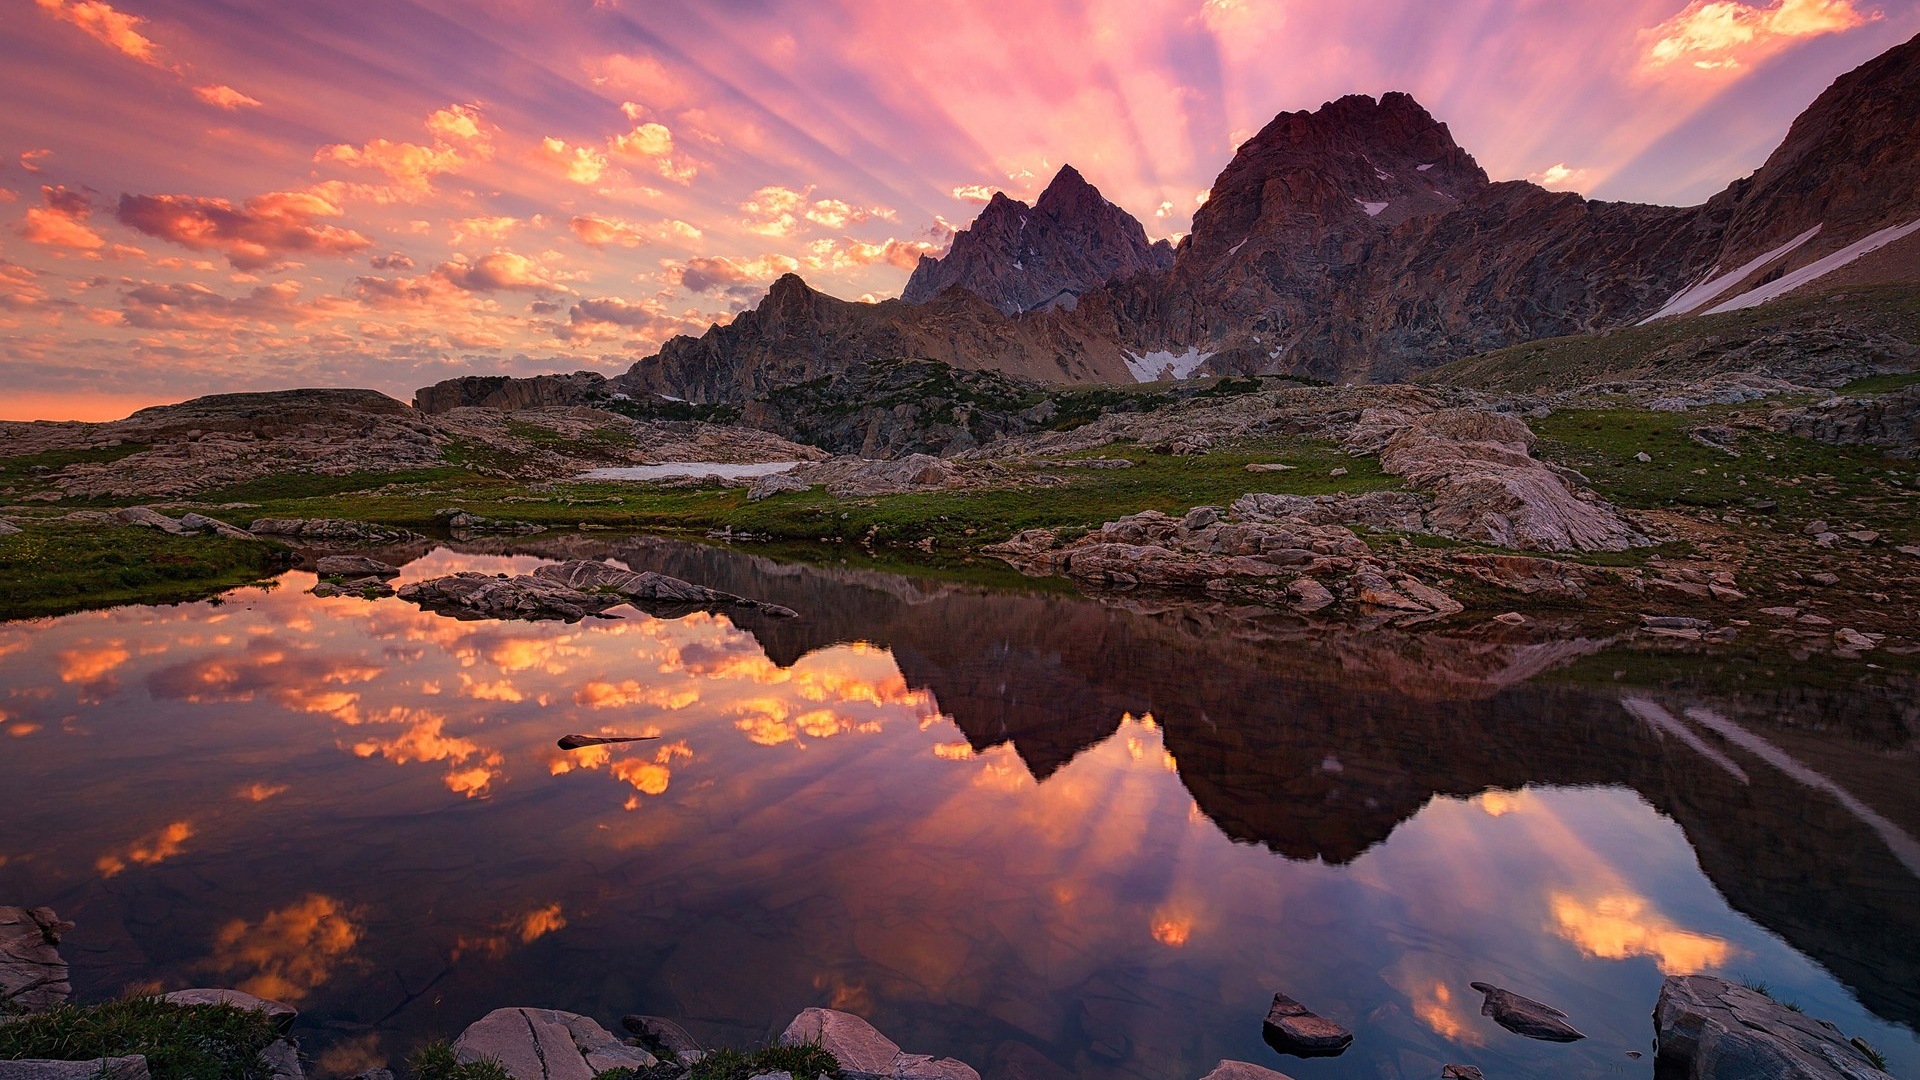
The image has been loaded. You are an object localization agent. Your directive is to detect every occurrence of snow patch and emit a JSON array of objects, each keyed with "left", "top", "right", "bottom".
[
  {"left": 1704, "top": 217, "right": 1920, "bottom": 315},
  {"left": 1124, "top": 348, "right": 1214, "bottom": 383},
  {"left": 1374, "top": 169, "right": 1392, "bottom": 180},
  {"left": 1225, "top": 238, "right": 1248, "bottom": 258},
  {"left": 1358, "top": 200, "right": 1389, "bottom": 217},
  {"left": 578, "top": 461, "right": 801, "bottom": 481},
  {"left": 1416, "top": 163, "right": 1435, "bottom": 172},
  {"left": 1637, "top": 224, "right": 1822, "bottom": 323}
]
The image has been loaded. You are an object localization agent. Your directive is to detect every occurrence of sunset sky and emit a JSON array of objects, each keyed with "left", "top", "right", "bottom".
[{"left": 3, "top": 0, "right": 1916, "bottom": 420}]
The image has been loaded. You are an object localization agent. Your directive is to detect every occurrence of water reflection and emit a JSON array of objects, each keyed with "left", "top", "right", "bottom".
[{"left": 0, "top": 539, "right": 1914, "bottom": 1080}]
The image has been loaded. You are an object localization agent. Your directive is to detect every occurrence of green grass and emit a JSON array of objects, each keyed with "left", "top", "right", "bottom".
[
  {"left": 0, "top": 443, "right": 150, "bottom": 478},
  {"left": 409, "top": 1039, "right": 840, "bottom": 1080},
  {"left": 191, "top": 467, "right": 471, "bottom": 504},
  {"left": 0, "top": 998, "right": 282, "bottom": 1080},
  {"left": 1837, "top": 371, "right": 1920, "bottom": 395},
  {"left": 406, "top": 1041, "right": 512, "bottom": 1080},
  {"left": 0, "top": 523, "right": 289, "bottom": 620}
]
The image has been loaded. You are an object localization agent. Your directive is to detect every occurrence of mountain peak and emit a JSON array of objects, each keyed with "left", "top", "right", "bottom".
[{"left": 1036, "top": 164, "right": 1100, "bottom": 213}]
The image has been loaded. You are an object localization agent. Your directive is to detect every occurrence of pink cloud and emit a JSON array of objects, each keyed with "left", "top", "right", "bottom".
[
  {"left": 115, "top": 190, "right": 372, "bottom": 270},
  {"left": 194, "top": 84, "right": 261, "bottom": 109},
  {"left": 35, "top": 0, "right": 168, "bottom": 69},
  {"left": 21, "top": 185, "right": 105, "bottom": 250},
  {"left": 1641, "top": 0, "right": 1878, "bottom": 73}
]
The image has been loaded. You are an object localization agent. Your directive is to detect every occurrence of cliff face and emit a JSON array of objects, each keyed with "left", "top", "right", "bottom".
[
  {"left": 618, "top": 32, "right": 1920, "bottom": 401},
  {"left": 901, "top": 165, "right": 1174, "bottom": 315}
]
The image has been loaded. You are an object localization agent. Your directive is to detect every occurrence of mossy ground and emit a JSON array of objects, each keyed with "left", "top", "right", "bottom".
[
  {"left": 0, "top": 523, "right": 290, "bottom": 621},
  {"left": 0, "top": 999, "right": 282, "bottom": 1080}
]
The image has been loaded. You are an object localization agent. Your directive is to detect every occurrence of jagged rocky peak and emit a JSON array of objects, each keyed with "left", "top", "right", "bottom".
[
  {"left": 901, "top": 163, "right": 1174, "bottom": 315},
  {"left": 1189, "top": 91, "right": 1489, "bottom": 256}
]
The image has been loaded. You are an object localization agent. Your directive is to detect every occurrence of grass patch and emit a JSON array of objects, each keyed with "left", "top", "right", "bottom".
[
  {"left": 1837, "top": 371, "right": 1920, "bottom": 395},
  {"left": 406, "top": 1041, "right": 513, "bottom": 1080},
  {"left": 192, "top": 467, "right": 472, "bottom": 504},
  {"left": 0, "top": 998, "right": 281, "bottom": 1080},
  {"left": 0, "top": 523, "right": 288, "bottom": 621},
  {"left": 678, "top": 1043, "right": 840, "bottom": 1080},
  {"left": 0, "top": 443, "right": 149, "bottom": 478}
]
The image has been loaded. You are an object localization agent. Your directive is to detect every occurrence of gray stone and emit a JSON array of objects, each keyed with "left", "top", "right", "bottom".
[
  {"left": 779, "top": 1008, "right": 978, "bottom": 1080},
  {"left": 0, "top": 519, "right": 20, "bottom": 536},
  {"left": 435, "top": 508, "right": 546, "bottom": 535},
  {"left": 1642, "top": 615, "right": 1712, "bottom": 631},
  {"left": 747, "top": 1073, "right": 794, "bottom": 1080},
  {"left": 0, "top": 906, "right": 73, "bottom": 1013},
  {"left": 113, "top": 506, "right": 185, "bottom": 534},
  {"left": 452, "top": 1008, "right": 654, "bottom": 1080},
  {"left": 315, "top": 555, "right": 400, "bottom": 578},
  {"left": 178, "top": 513, "right": 255, "bottom": 540},
  {"left": 260, "top": 1038, "right": 303, "bottom": 1080},
  {"left": 1469, "top": 981, "right": 1584, "bottom": 1042},
  {"left": 531, "top": 559, "right": 797, "bottom": 617},
  {"left": 162, "top": 988, "right": 297, "bottom": 1033},
  {"left": 249, "top": 518, "right": 420, "bottom": 544},
  {"left": 746, "top": 472, "right": 813, "bottom": 501},
  {"left": 1654, "top": 975, "right": 1892, "bottom": 1080},
  {"left": 0, "top": 1058, "right": 148, "bottom": 1080},
  {"left": 1261, "top": 992, "right": 1352, "bottom": 1056}
]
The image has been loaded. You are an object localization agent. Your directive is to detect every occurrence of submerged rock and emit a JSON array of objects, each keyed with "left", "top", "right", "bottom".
[
  {"left": 314, "top": 555, "right": 400, "bottom": 578},
  {"left": 532, "top": 560, "right": 798, "bottom": 617},
  {"left": 0, "top": 906, "right": 73, "bottom": 1013},
  {"left": 559, "top": 734, "right": 657, "bottom": 751},
  {"left": 452, "top": 1008, "right": 655, "bottom": 1080},
  {"left": 1469, "top": 981, "right": 1585, "bottom": 1042},
  {"left": 311, "top": 578, "right": 395, "bottom": 600},
  {"left": 779, "top": 1007, "right": 979, "bottom": 1080},
  {"left": 249, "top": 518, "right": 420, "bottom": 544},
  {"left": 1654, "top": 974, "right": 1894, "bottom": 1080},
  {"left": 1197, "top": 1062, "right": 1298, "bottom": 1080},
  {"left": 1261, "top": 991, "right": 1353, "bottom": 1057}
]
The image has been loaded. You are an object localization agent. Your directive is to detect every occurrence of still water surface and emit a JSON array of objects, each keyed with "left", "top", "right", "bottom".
[{"left": 1, "top": 538, "right": 1916, "bottom": 1080}]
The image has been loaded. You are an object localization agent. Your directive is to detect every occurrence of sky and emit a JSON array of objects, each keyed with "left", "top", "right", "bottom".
[{"left": 2, "top": 0, "right": 1916, "bottom": 420}]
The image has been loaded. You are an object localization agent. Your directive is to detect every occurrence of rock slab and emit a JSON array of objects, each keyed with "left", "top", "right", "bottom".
[
  {"left": 452, "top": 1008, "right": 655, "bottom": 1080},
  {"left": 1470, "top": 981, "right": 1585, "bottom": 1042},
  {"left": 1261, "top": 992, "right": 1353, "bottom": 1057},
  {"left": 161, "top": 987, "right": 297, "bottom": 1033},
  {"left": 780, "top": 1007, "right": 979, "bottom": 1080},
  {"left": 0, "top": 906, "right": 73, "bottom": 1013},
  {"left": 1654, "top": 974, "right": 1894, "bottom": 1080}
]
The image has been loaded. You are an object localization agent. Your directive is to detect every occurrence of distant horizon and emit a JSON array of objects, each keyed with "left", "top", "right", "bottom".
[{"left": 4, "top": 0, "right": 1918, "bottom": 421}]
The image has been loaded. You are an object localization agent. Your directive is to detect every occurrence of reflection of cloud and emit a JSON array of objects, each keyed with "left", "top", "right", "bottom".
[
  {"left": 1150, "top": 912, "right": 1191, "bottom": 946},
  {"left": 96, "top": 820, "right": 192, "bottom": 877},
  {"left": 1409, "top": 980, "right": 1482, "bottom": 1045},
  {"left": 574, "top": 680, "right": 698, "bottom": 710},
  {"left": 239, "top": 782, "right": 288, "bottom": 802},
  {"left": 453, "top": 902, "right": 567, "bottom": 962},
  {"left": 58, "top": 643, "right": 129, "bottom": 683},
  {"left": 1549, "top": 892, "right": 1733, "bottom": 974},
  {"left": 348, "top": 707, "right": 502, "bottom": 798},
  {"left": 207, "top": 894, "right": 361, "bottom": 1004}
]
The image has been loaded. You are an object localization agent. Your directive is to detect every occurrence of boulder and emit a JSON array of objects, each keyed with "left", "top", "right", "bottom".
[
  {"left": 1654, "top": 975, "right": 1894, "bottom": 1080},
  {"left": 249, "top": 519, "right": 420, "bottom": 544},
  {"left": 397, "top": 573, "right": 612, "bottom": 622},
  {"left": 0, "top": 1059, "right": 148, "bottom": 1080},
  {"left": 779, "top": 1007, "right": 979, "bottom": 1080},
  {"left": 0, "top": 518, "right": 21, "bottom": 536},
  {"left": 314, "top": 555, "right": 400, "bottom": 578},
  {"left": 1469, "top": 981, "right": 1585, "bottom": 1042},
  {"left": 531, "top": 560, "right": 798, "bottom": 617},
  {"left": 1379, "top": 410, "right": 1644, "bottom": 552},
  {"left": 452, "top": 1008, "right": 655, "bottom": 1080},
  {"left": 161, "top": 988, "right": 297, "bottom": 1033},
  {"left": 1261, "top": 992, "right": 1353, "bottom": 1057},
  {"left": 746, "top": 472, "right": 813, "bottom": 501},
  {"left": 774, "top": 454, "right": 965, "bottom": 498},
  {"left": 619, "top": 1015, "right": 703, "bottom": 1059},
  {"left": 0, "top": 906, "right": 73, "bottom": 1013},
  {"left": 178, "top": 513, "right": 256, "bottom": 540},
  {"left": 260, "top": 1038, "right": 303, "bottom": 1080},
  {"left": 311, "top": 578, "right": 395, "bottom": 599},
  {"left": 435, "top": 509, "right": 546, "bottom": 535},
  {"left": 1197, "top": 1062, "right": 1298, "bottom": 1080},
  {"left": 113, "top": 506, "right": 186, "bottom": 535}
]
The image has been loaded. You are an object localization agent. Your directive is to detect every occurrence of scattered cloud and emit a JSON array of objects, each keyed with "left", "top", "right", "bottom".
[
  {"left": 116, "top": 190, "right": 372, "bottom": 270},
  {"left": 434, "top": 251, "right": 571, "bottom": 293},
  {"left": 568, "top": 213, "right": 700, "bottom": 249},
  {"left": 21, "top": 185, "right": 105, "bottom": 250},
  {"left": 35, "top": 0, "right": 168, "bottom": 69},
  {"left": 670, "top": 253, "right": 800, "bottom": 295},
  {"left": 1530, "top": 162, "right": 1593, "bottom": 189},
  {"left": 951, "top": 184, "right": 996, "bottom": 203},
  {"left": 537, "top": 137, "right": 609, "bottom": 185},
  {"left": 194, "top": 84, "right": 260, "bottom": 109},
  {"left": 317, "top": 105, "right": 494, "bottom": 201},
  {"left": 1641, "top": 0, "right": 1876, "bottom": 73}
]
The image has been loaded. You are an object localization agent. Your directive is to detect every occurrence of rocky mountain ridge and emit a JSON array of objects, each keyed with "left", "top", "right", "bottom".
[{"left": 613, "top": 31, "right": 1920, "bottom": 401}]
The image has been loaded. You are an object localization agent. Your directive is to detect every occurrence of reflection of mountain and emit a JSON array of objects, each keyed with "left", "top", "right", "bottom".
[{"left": 603, "top": 538, "right": 1920, "bottom": 1030}]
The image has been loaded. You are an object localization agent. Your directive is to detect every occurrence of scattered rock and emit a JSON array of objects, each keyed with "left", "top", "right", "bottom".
[
  {"left": 531, "top": 560, "right": 797, "bottom": 617},
  {"left": 314, "top": 555, "right": 400, "bottom": 578},
  {"left": 311, "top": 578, "right": 395, "bottom": 599},
  {"left": 437, "top": 508, "right": 546, "bottom": 535},
  {"left": 0, "top": 1058, "right": 149, "bottom": 1080},
  {"left": 397, "top": 573, "right": 617, "bottom": 622},
  {"left": 1328, "top": 467, "right": 1349, "bottom": 477},
  {"left": 0, "top": 518, "right": 20, "bottom": 536},
  {"left": 178, "top": 512, "right": 255, "bottom": 540},
  {"left": 1494, "top": 612, "right": 1528, "bottom": 625},
  {"left": 0, "top": 906, "right": 74, "bottom": 1013},
  {"left": 1636, "top": 452, "right": 1653, "bottom": 463},
  {"left": 1654, "top": 974, "right": 1894, "bottom": 1080},
  {"left": 746, "top": 472, "right": 813, "bottom": 501},
  {"left": 1197, "top": 1062, "right": 1298, "bottom": 1080},
  {"left": 113, "top": 506, "right": 186, "bottom": 534},
  {"left": 452, "top": 1008, "right": 655, "bottom": 1080},
  {"left": 1244, "top": 462, "right": 1296, "bottom": 473},
  {"left": 161, "top": 988, "right": 297, "bottom": 1033},
  {"left": 1642, "top": 615, "right": 1712, "bottom": 631},
  {"left": 779, "top": 1007, "right": 978, "bottom": 1080},
  {"left": 1834, "top": 628, "right": 1877, "bottom": 651},
  {"left": 1469, "top": 982, "right": 1584, "bottom": 1042},
  {"left": 249, "top": 518, "right": 421, "bottom": 544},
  {"left": 771, "top": 454, "right": 966, "bottom": 498},
  {"left": 1261, "top": 992, "right": 1353, "bottom": 1057},
  {"left": 1441, "top": 1067, "right": 1485, "bottom": 1080}
]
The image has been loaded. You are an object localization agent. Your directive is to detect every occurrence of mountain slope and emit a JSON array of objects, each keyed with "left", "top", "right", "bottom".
[{"left": 901, "top": 165, "right": 1174, "bottom": 314}]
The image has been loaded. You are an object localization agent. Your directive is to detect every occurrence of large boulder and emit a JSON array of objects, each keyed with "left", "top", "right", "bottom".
[
  {"left": 0, "top": 906, "right": 73, "bottom": 1013},
  {"left": 779, "top": 1007, "right": 978, "bottom": 1080},
  {"left": 161, "top": 988, "right": 297, "bottom": 1033},
  {"left": 1380, "top": 409, "right": 1644, "bottom": 552},
  {"left": 1469, "top": 981, "right": 1585, "bottom": 1042},
  {"left": 451, "top": 1008, "right": 655, "bottom": 1080},
  {"left": 1654, "top": 975, "right": 1894, "bottom": 1080},
  {"left": 1772, "top": 384, "right": 1920, "bottom": 458},
  {"left": 397, "top": 573, "right": 614, "bottom": 622},
  {"left": 1260, "top": 992, "right": 1352, "bottom": 1057},
  {"left": 1197, "top": 1063, "right": 1297, "bottom": 1080},
  {"left": 314, "top": 555, "right": 401, "bottom": 579}
]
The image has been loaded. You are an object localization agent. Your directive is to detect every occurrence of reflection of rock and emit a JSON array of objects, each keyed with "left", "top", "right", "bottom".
[
  {"left": 779, "top": 1008, "right": 979, "bottom": 1080},
  {"left": 1441, "top": 1067, "right": 1485, "bottom": 1080},
  {"left": 1260, "top": 992, "right": 1352, "bottom": 1057},
  {"left": 452, "top": 1008, "right": 655, "bottom": 1080},
  {"left": 531, "top": 560, "right": 797, "bottom": 618},
  {"left": 1197, "top": 1063, "right": 1298, "bottom": 1080},
  {"left": 1468, "top": 981, "right": 1585, "bottom": 1042},
  {"left": 620, "top": 1015, "right": 704, "bottom": 1059},
  {"left": 1654, "top": 975, "right": 1893, "bottom": 1080},
  {"left": 435, "top": 509, "right": 546, "bottom": 536},
  {"left": 161, "top": 987, "right": 297, "bottom": 1033},
  {"left": 0, "top": 906, "right": 73, "bottom": 1013}
]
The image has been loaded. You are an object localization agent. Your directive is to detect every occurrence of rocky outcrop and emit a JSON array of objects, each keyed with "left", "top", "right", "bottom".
[
  {"left": 313, "top": 555, "right": 400, "bottom": 578},
  {"left": 1376, "top": 410, "right": 1645, "bottom": 552},
  {"left": 412, "top": 372, "right": 611, "bottom": 414},
  {"left": 399, "top": 561, "right": 797, "bottom": 622},
  {"left": 1260, "top": 992, "right": 1352, "bottom": 1056},
  {"left": 749, "top": 454, "right": 968, "bottom": 500},
  {"left": 779, "top": 1007, "right": 978, "bottom": 1080},
  {"left": 1653, "top": 975, "right": 1893, "bottom": 1080},
  {"left": 251, "top": 519, "right": 421, "bottom": 544},
  {"left": 984, "top": 505, "right": 1463, "bottom": 619},
  {"left": 530, "top": 559, "right": 798, "bottom": 617},
  {"left": 161, "top": 988, "right": 297, "bottom": 1032},
  {"left": 1772, "top": 384, "right": 1920, "bottom": 457},
  {"left": 902, "top": 165, "right": 1173, "bottom": 315},
  {"left": 436, "top": 509, "right": 546, "bottom": 535},
  {"left": 0, "top": 906, "right": 73, "bottom": 1013},
  {"left": 452, "top": 1008, "right": 656, "bottom": 1080},
  {"left": 1469, "top": 981, "right": 1585, "bottom": 1042}
]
